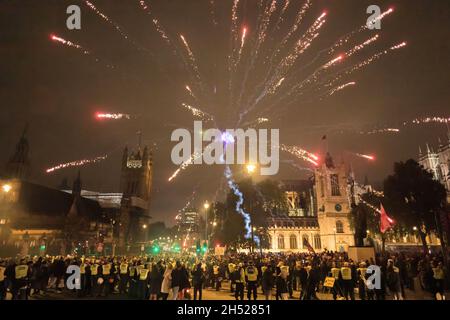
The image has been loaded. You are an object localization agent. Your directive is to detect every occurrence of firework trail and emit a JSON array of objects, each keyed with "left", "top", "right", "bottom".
[
  {"left": 209, "top": 0, "right": 218, "bottom": 26},
  {"left": 225, "top": 166, "right": 257, "bottom": 243},
  {"left": 239, "top": 10, "right": 327, "bottom": 122},
  {"left": 234, "top": 0, "right": 279, "bottom": 114},
  {"left": 260, "top": 12, "right": 328, "bottom": 102},
  {"left": 272, "top": 0, "right": 291, "bottom": 31},
  {"left": 354, "top": 153, "right": 375, "bottom": 161},
  {"left": 324, "top": 41, "right": 407, "bottom": 90},
  {"left": 254, "top": 0, "right": 277, "bottom": 58},
  {"left": 242, "top": 117, "right": 269, "bottom": 128},
  {"left": 329, "top": 7, "right": 394, "bottom": 54},
  {"left": 274, "top": 0, "right": 312, "bottom": 55},
  {"left": 180, "top": 34, "right": 204, "bottom": 89},
  {"left": 138, "top": 0, "right": 173, "bottom": 49},
  {"left": 236, "top": 26, "right": 248, "bottom": 66},
  {"left": 85, "top": 0, "right": 144, "bottom": 50},
  {"left": 364, "top": 128, "right": 400, "bottom": 134},
  {"left": 229, "top": 0, "right": 241, "bottom": 72},
  {"left": 181, "top": 103, "right": 213, "bottom": 121},
  {"left": 50, "top": 34, "right": 90, "bottom": 55},
  {"left": 185, "top": 85, "right": 197, "bottom": 99},
  {"left": 95, "top": 113, "right": 131, "bottom": 120},
  {"left": 346, "top": 34, "right": 380, "bottom": 58},
  {"left": 282, "top": 160, "right": 314, "bottom": 173},
  {"left": 281, "top": 144, "right": 319, "bottom": 166},
  {"left": 46, "top": 155, "right": 108, "bottom": 173},
  {"left": 168, "top": 151, "right": 203, "bottom": 182},
  {"left": 328, "top": 81, "right": 356, "bottom": 96},
  {"left": 408, "top": 117, "right": 450, "bottom": 125}
]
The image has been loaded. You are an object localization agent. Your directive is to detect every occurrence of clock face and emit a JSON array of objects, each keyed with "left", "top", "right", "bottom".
[{"left": 335, "top": 204, "right": 342, "bottom": 212}]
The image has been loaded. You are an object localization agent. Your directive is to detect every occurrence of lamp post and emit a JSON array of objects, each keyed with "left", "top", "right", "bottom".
[
  {"left": 142, "top": 224, "right": 148, "bottom": 245},
  {"left": 2, "top": 184, "right": 12, "bottom": 193},
  {"left": 204, "top": 201, "right": 210, "bottom": 245},
  {"left": 246, "top": 164, "right": 256, "bottom": 253},
  {"left": 333, "top": 227, "right": 337, "bottom": 252}
]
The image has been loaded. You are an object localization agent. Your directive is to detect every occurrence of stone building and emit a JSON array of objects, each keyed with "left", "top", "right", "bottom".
[{"left": 267, "top": 153, "right": 355, "bottom": 253}]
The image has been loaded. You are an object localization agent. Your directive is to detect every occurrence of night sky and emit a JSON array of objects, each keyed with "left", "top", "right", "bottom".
[{"left": 1, "top": 0, "right": 449, "bottom": 225}]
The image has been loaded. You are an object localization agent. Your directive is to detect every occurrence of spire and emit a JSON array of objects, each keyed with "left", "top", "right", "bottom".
[
  {"left": 72, "top": 170, "right": 82, "bottom": 197},
  {"left": 137, "top": 130, "right": 142, "bottom": 151},
  {"left": 5, "top": 124, "right": 31, "bottom": 180},
  {"left": 122, "top": 146, "right": 128, "bottom": 167},
  {"left": 58, "top": 177, "right": 70, "bottom": 190},
  {"left": 426, "top": 143, "right": 431, "bottom": 154},
  {"left": 325, "top": 152, "right": 335, "bottom": 169},
  {"left": 364, "top": 175, "right": 369, "bottom": 186},
  {"left": 419, "top": 145, "right": 422, "bottom": 156}
]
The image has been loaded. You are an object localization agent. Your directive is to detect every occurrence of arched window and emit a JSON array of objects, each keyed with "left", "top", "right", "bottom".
[
  {"left": 336, "top": 220, "right": 344, "bottom": 234},
  {"left": 289, "top": 235, "right": 298, "bottom": 249},
  {"left": 278, "top": 235, "right": 285, "bottom": 250},
  {"left": 302, "top": 234, "right": 309, "bottom": 249},
  {"left": 314, "top": 234, "right": 322, "bottom": 249}
]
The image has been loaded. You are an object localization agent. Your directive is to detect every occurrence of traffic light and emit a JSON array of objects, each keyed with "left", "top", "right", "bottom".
[
  {"left": 201, "top": 242, "right": 208, "bottom": 253},
  {"left": 152, "top": 244, "right": 160, "bottom": 254},
  {"left": 196, "top": 240, "right": 201, "bottom": 253}
]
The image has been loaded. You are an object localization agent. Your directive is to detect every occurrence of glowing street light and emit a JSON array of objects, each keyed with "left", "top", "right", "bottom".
[
  {"left": 142, "top": 224, "right": 147, "bottom": 229},
  {"left": 413, "top": 226, "right": 418, "bottom": 231},
  {"left": 203, "top": 201, "right": 210, "bottom": 209},
  {"left": 2, "top": 184, "right": 12, "bottom": 193},
  {"left": 246, "top": 164, "right": 256, "bottom": 175}
]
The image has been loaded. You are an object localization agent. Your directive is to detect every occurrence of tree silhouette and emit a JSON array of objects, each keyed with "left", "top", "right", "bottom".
[{"left": 383, "top": 159, "right": 446, "bottom": 253}]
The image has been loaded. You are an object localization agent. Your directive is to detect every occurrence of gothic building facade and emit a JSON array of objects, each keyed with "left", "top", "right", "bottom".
[
  {"left": 418, "top": 133, "right": 450, "bottom": 202},
  {"left": 118, "top": 146, "right": 153, "bottom": 248},
  {"left": 267, "top": 153, "right": 355, "bottom": 253}
]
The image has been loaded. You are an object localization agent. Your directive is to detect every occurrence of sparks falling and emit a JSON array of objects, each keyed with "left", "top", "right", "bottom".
[
  {"left": 329, "top": 81, "right": 356, "bottom": 96},
  {"left": 355, "top": 153, "right": 375, "bottom": 161},
  {"left": 168, "top": 151, "right": 203, "bottom": 182},
  {"left": 95, "top": 113, "right": 131, "bottom": 120},
  {"left": 409, "top": 117, "right": 450, "bottom": 125},
  {"left": 46, "top": 155, "right": 108, "bottom": 173},
  {"left": 85, "top": 1, "right": 130, "bottom": 41},
  {"left": 281, "top": 144, "right": 319, "bottom": 166},
  {"left": 50, "top": 34, "right": 90, "bottom": 55},
  {"left": 181, "top": 103, "right": 213, "bottom": 121}
]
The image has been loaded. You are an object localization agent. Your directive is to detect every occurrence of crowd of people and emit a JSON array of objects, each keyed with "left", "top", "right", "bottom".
[{"left": 0, "top": 250, "right": 447, "bottom": 300}]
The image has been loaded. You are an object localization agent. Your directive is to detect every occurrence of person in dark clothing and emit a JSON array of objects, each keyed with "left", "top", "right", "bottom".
[
  {"left": 298, "top": 264, "right": 308, "bottom": 300},
  {"left": 171, "top": 262, "right": 183, "bottom": 300},
  {"left": 304, "top": 264, "right": 320, "bottom": 300},
  {"left": 192, "top": 263, "right": 205, "bottom": 300},
  {"left": 262, "top": 265, "right": 274, "bottom": 300},
  {"left": 149, "top": 262, "right": 163, "bottom": 300}
]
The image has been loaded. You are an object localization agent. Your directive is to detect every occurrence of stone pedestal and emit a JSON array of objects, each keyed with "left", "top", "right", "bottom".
[{"left": 348, "top": 246, "right": 375, "bottom": 263}]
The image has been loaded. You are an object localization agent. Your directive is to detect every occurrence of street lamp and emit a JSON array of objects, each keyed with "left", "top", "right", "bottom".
[
  {"left": 2, "top": 184, "right": 12, "bottom": 193},
  {"left": 204, "top": 201, "right": 210, "bottom": 245},
  {"left": 246, "top": 164, "right": 257, "bottom": 253},
  {"left": 246, "top": 164, "right": 256, "bottom": 174},
  {"left": 333, "top": 227, "right": 337, "bottom": 252},
  {"left": 142, "top": 224, "right": 148, "bottom": 244}
]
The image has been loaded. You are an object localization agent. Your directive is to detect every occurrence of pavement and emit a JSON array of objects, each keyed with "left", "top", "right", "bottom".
[{"left": 5, "top": 280, "right": 440, "bottom": 300}]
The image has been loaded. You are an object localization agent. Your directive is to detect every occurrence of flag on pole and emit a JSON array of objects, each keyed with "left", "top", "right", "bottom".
[
  {"left": 380, "top": 204, "right": 395, "bottom": 233},
  {"left": 303, "top": 237, "right": 315, "bottom": 254}
]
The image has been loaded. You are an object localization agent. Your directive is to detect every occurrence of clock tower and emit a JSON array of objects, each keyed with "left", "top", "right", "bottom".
[{"left": 314, "top": 153, "right": 354, "bottom": 252}]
